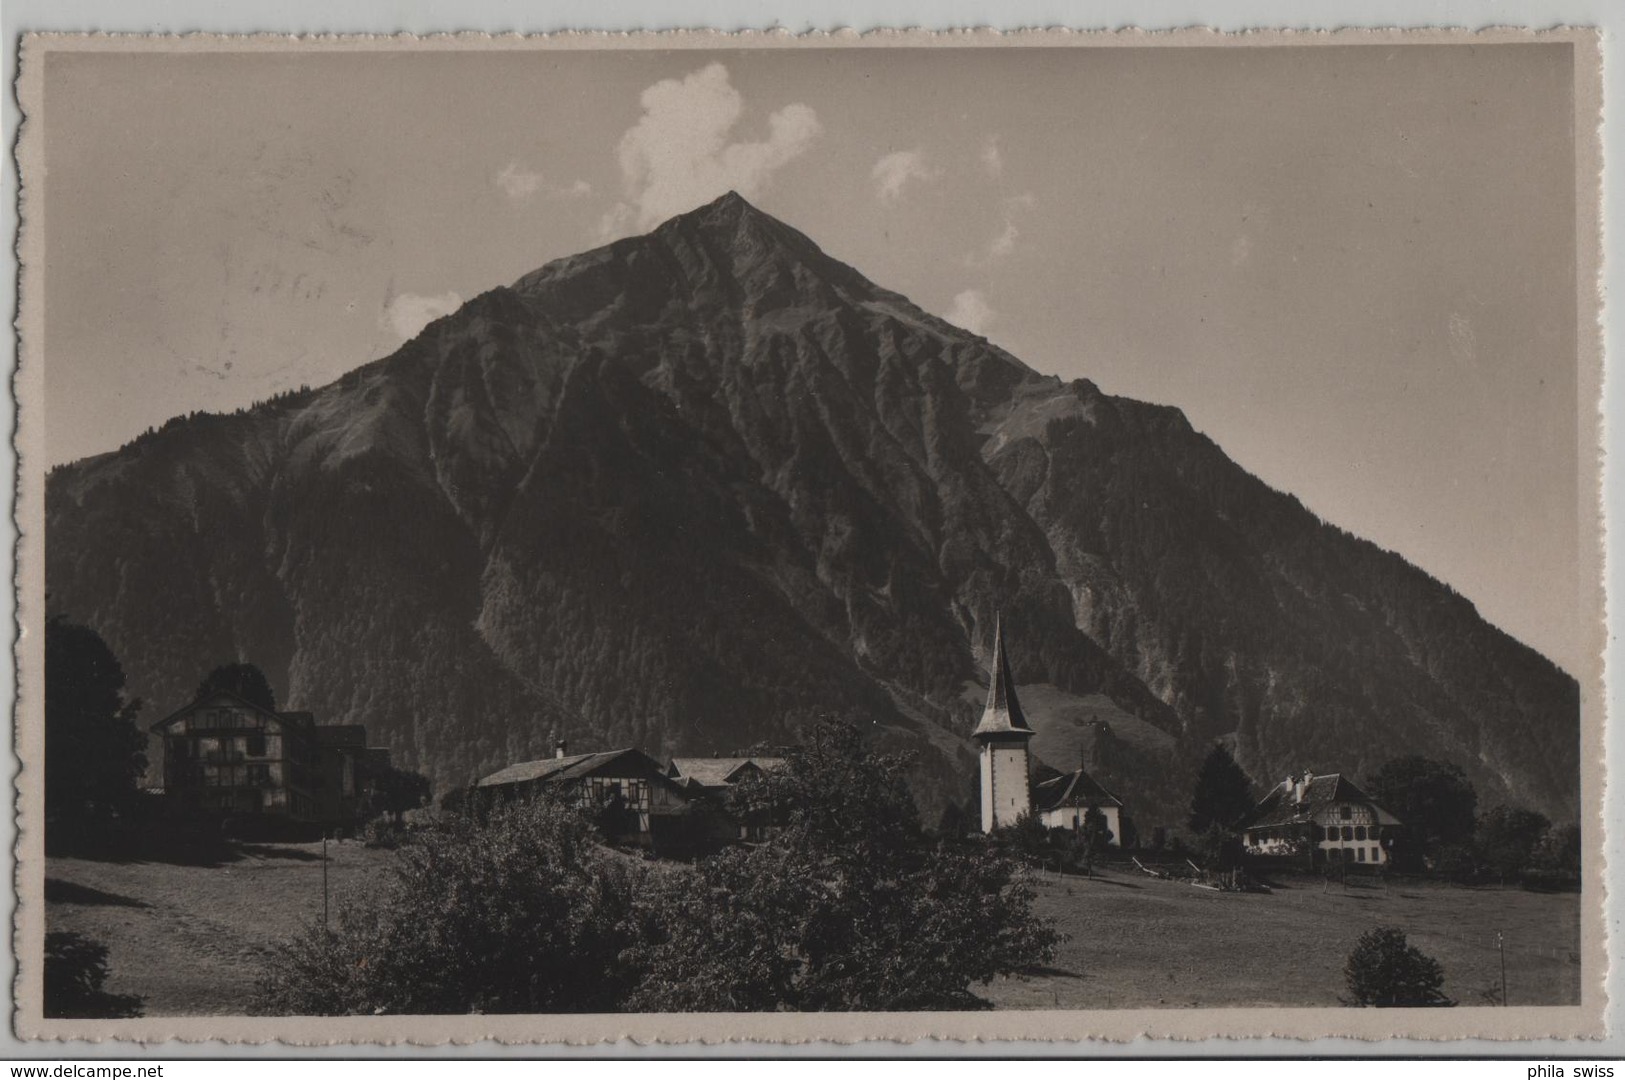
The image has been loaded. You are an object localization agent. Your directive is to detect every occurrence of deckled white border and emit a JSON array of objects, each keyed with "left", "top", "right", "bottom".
[{"left": 10, "top": 25, "right": 1608, "bottom": 1048}]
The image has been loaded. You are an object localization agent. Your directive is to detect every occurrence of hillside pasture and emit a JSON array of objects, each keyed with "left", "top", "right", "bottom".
[{"left": 984, "top": 867, "right": 1582, "bottom": 1009}]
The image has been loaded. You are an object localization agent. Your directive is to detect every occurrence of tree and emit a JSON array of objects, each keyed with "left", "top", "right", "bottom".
[
  {"left": 1531, "top": 822, "right": 1581, "bottom": 881},
  {"left": 1366, "top": 757, "right": 1477, "bottom": 863},
  {"left": 1344, "top": 927, "right": 1451, "bottom": 1007},
  {"left": 371, "top": 765, "right": 432, "bottom": 824},
  {"left": 935, "top": 800, "right": 970, "bottom": 841},
  {"left": 632, "top": 719, "right": 1061, "bottom": 1011},
  {"left": 1187, "top": 743, "right": 1254, "bottom": 834},
  {"left": 195, "top": 662, "right": 277, "bottom": 712},
  {"left": 993, "top": 812, "right": 1053, "bottom": 868},
  {"left": 1080, "top": 806, "right": 1114, "bottom": 856},
  {"left": 254, "top": 795, "right": 640, "bottom": 1015},
  {"left": 45, "top": 619, "right": 147, "bottom": 821},
  {"left": 1475, "top": 805, "right": 1551, "bottom": 883}
]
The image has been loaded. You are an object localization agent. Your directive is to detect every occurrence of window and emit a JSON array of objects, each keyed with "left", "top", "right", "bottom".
[
  {"left": 1357, "top": 847, "right": 1367, "bottom": 862},
  {"left": 1340, "top": 805, "right": 1353, "bottom": 820},
  {"left": 247, "top": 734, "right": 266, "bottom": 757},
  {"left": 1341, "top": 825, "right": 1354, "bottom": 841},
  {"left": 247, "top": 764, "right": 270, "bottom": 785},
  {"left": 1354, "top": 826, "right": 1366, "bottom": 841}
]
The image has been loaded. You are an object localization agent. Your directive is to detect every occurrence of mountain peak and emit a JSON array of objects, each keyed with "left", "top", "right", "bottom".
[{"left": 697, "top": 189, "right": 755, "bottom": 218}]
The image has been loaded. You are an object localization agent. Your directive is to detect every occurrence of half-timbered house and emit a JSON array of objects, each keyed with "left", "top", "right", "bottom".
[{"left": 1237, "top": 771, "right": 1403, "bottom": 868}]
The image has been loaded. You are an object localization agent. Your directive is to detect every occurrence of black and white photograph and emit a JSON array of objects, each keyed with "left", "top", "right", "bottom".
[{"left": 13, "top": 29, "right": 1605, "bottom": 1043}]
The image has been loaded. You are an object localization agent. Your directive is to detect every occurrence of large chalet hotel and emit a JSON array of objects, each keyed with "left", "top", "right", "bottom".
[{"left": 152, "top": 690, "right": 391, "bottom": 828}]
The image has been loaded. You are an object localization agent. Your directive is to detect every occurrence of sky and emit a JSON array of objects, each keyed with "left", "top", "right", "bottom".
[{"left": 41, "top": 43, "right": 1585, "bottom": 675}]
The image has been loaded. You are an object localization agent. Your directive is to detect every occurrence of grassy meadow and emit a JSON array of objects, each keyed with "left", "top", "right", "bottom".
[
  {"left": 985, "top": 865, "right": 1581, "bottom": 1010},
  {"left": 44, "top": 844, "right": 1581, "bottom": 1016}
]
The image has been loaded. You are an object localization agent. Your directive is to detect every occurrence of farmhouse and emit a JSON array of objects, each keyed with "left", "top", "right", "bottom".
[
  {"left": 473, "top": 743, "right": 693, "bottom": 848},
  {"left": 668, "top": 756, "right": 787, "bottom": 841},
  {"left": 1034, "top": 766, "right": 1125, "bottom": 846},
  {"left": 151, "top": 691, "right": 392, "bottom": 827},
  {"left": 667, "top": 756, "right": 786, "bottom": 794},
  {"left": 1237, "top": 771, "right": 1403, "bottom": 867}
]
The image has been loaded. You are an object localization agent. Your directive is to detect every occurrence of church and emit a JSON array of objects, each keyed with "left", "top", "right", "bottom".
[{"left": 973, "top": 617, "right": 1124, "bottom": 842}]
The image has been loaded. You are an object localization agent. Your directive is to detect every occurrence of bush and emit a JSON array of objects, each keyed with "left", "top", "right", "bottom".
[
  {"left": 44, "top": 932, "right": 142, "bottom": 1018},
  {"left": 253, "top": 796, "right": 641, "bottom": 1014},
  {"left": 360, "top": 818, "right": 411, "bottom": 850},
  {"left": 1343, "top": 927, "right": 1452, "bottom": 1007}
]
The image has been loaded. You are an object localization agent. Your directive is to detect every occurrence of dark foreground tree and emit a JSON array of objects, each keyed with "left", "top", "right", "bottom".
[
  {"left": 1365, "top": 757, "right": 1477, "bottom": 863},
  {"left": 44, "top": 932, "right": 143, "bottom": 1018},
  {"left": 253, "top": 797, "right": 640, "bottom": 1015},
  {"left": 1187, "top": 743, "right": 1254, "bottom": 835},
  {"left": 45, "top": 619, "right": 147, "bottom": 821},
  {"left": 629, "top": 720, "right": 1061, "bottom": 1010},
  {"left": 195, "top": 662, "right": 277, "bottom": 712},
  {"left": 1343, "top": 926, "right": 1451, "bottom": 1007}
]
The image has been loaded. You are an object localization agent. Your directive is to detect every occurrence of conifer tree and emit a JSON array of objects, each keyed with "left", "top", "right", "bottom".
[{"left": 1187, "top": 742, "right": 1255, "bottom": 834}]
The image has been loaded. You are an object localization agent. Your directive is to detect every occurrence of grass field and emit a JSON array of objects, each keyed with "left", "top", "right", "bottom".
[
  {"left": 46, "top": 840, "right": 397, "bottom": 1016},
  {"left": 46, "top": 845, "right": 1582, "bottom": 1015},
  {"left": 982, "top": 866, "right": 1582, "bottom": 1010}
]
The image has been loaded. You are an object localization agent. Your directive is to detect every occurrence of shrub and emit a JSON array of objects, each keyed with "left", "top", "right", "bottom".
[
  {"left": 44, "top": 932, "right": 142, "bottom": 1018},
  {"left": 253, "top": 796, "right": 641, "bottom": 1015},
  {"left": 1343, "top": 927, "right": 1451, "bottom": 1007}
]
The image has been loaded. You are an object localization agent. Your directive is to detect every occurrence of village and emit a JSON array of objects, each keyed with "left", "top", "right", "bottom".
[
  {"left": 42, "top": 617, "right": 1583, "bottom": 1017},
  {"left": 140, "top": 620, "right": 1404, "bottom": 873}
]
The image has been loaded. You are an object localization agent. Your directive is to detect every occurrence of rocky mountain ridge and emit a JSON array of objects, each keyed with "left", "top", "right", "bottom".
[{"left": 45, "top": 192, "right": 1579, "bottom": 825}]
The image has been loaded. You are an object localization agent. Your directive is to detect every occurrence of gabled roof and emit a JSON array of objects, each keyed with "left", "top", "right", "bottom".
[
  {"left": 1240, "top": 773, "right": 1402, "bottom": 830},
  {"left": 1034, "top": 767, "right": 1123, "bottom": 811},
  {"left": 150, "top": 690, "right": 308, "bottom": 733},
  {"left": 667, "top": 757, "right": 786, "bottom": 788},
  {"left": 972, "top": 615, "right": 1034, "bottom": 739},
  {"left": 475, "top": 747, "right": 667, "bottom": 789}
]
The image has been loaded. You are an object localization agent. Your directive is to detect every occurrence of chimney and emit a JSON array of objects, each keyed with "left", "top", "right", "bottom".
[{"left": 555, "top": 739, "right": 568, "bottom": 760}]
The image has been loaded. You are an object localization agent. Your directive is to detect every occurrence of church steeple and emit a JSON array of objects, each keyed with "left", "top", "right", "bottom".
[
  {"left": 973, "top": 614, "right": 1034, "bottom": 738},
  {"left": 973, "top": 613, "right": 1035, "bottom": 832}
]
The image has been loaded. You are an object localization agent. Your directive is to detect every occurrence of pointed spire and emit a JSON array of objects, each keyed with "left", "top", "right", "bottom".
[{"left": 973, "top": 613, "right": 1034, "bottom": 739}]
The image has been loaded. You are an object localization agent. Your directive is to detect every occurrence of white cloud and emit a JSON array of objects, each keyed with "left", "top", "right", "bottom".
[
  {"left": 988, "top": 221, "right": 1020, "bottom": 259},
  {"left": 600, "top": 62, "right": 822, "bottom": 238},
  {"left": 872, "top": 149, "right": 940, "bottom": 203},
  {"left": 944, "top": 289, "right": 997, "bottom": 337},
  {"left": 496, "top": 163, "right": 545, "bottom": 199},
  {"left": 383, "top": 291, "right": 462, "bottom": 341},
  {"left": 497, "top": 163, "right": 595, "bottom": 201},
  {"left": 980, "top": 135, "right": 1004, "bottom": 178},
  {"left": 966, "top": 193, "right": 1036, "bottom": 266}
]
